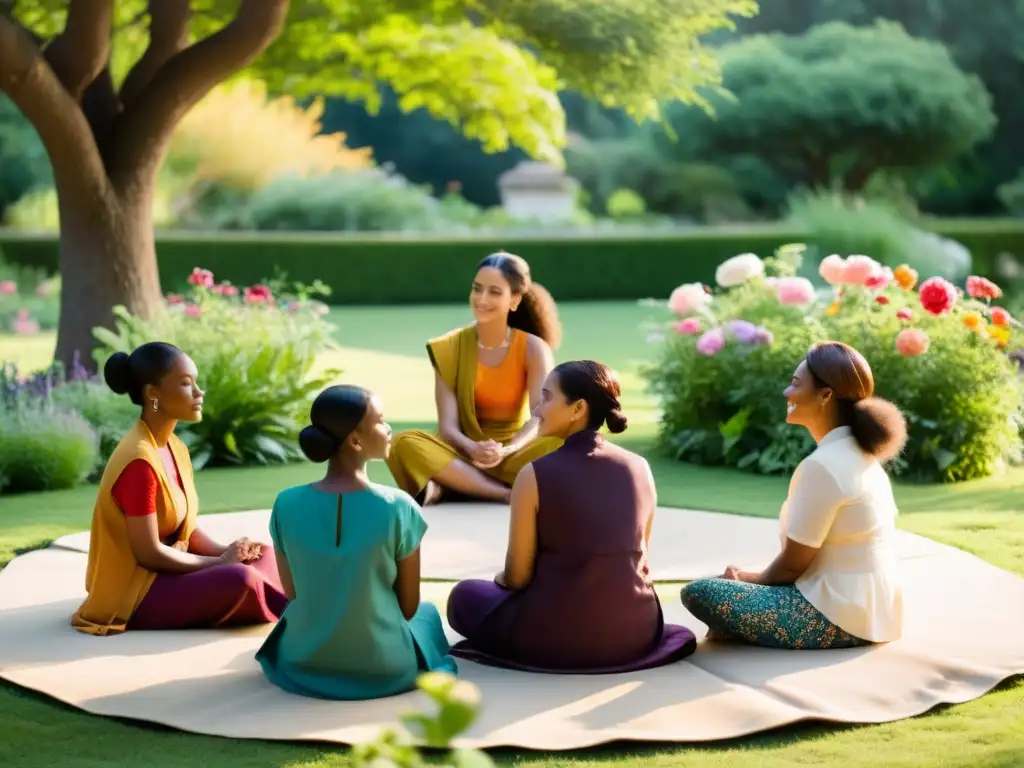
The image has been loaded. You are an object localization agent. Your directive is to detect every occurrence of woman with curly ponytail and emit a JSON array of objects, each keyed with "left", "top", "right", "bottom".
[
  {"left": 682, "top": 341, "right": 908, "bottom": 651},
  {"left": 386, "top": 252, "right": 563, "bottom": 505}
]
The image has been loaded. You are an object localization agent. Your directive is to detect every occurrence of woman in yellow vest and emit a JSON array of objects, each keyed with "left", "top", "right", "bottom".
[
  {"left": 71, "top": 342, "right": 289, "bottom": 636},
  {"left": 386, "top": 252, "right": 563, "bottom": 505}
]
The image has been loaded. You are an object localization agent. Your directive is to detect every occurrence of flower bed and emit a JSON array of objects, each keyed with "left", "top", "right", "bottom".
[
  {"left": 93, "top": 268, "right": 342, "bottom": 469},
  {"left": 0, "top": 269, "right": 341, "bottom": 495},
  {"left": 644, "top": 245, "right": 1024, "bottom": 483}
]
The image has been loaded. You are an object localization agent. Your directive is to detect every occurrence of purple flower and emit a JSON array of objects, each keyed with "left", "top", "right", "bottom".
[
  {"left": 696, "top": 327, "right": 726, "bottom": 356},
  {"left": 726, "top": 319, "right": 760, "bottom": 345},
  {"left": 752, "top": 326, "right": 774, "bottom": 346},
  {"left": 1010, "top": 348, "right": 1024, "bottom": 373}
]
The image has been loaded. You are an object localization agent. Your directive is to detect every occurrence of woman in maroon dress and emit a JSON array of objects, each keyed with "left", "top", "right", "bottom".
[{"left": 446, "top": 360, "right": 696, "bottom": 672}]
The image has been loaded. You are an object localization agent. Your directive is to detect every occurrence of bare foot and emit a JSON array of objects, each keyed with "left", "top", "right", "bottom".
[{"left": 418, "top": 480, "right": 444, "bottom": 507}]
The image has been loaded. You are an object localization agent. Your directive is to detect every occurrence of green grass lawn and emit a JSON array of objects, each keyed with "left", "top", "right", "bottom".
[{"left": 0, "top": 301, "right": 1022, "bottom": 767}]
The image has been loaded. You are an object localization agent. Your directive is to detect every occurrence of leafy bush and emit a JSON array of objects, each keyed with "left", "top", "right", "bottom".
[
  {"left": 0, "top": 397, "right": 98, "bottom": 494},
  {"left": 92, "top": 269, "right": 342, "bottom": 469},
  {"left": 645, "top": 245, "right": 1024, "bottom": 483},
  {"left": 352, "top": 671, "right": 493, "bottom": 767},
  {"left": 786, "top": 192, "right": 972, "bottom": 283},
  {"left": 1, "top": 358, "right": 138, "bottom": 484},
  {"left": 997, "top": 170, "right": 1024, "bottom": 216}
]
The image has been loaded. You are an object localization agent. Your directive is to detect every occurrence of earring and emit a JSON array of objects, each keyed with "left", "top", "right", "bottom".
[{"left": 151, "top": 398, "right": 159, "bottom": 412}]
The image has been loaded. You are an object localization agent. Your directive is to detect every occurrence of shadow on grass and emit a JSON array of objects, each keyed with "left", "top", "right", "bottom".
[{"left": 3, "top": 675, "right": 1022, "bottom": 767}]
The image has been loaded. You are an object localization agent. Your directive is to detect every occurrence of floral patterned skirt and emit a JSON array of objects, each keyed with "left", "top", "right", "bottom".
[{"left": 680, "top": 578, "right": 869, "bottom": 650}]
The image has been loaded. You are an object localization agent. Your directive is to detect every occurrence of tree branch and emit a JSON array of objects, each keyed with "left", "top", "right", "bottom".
[
  {"left": 0, "top": 14, "right": 111, "bottom": 202},
  {"left": 82, "top": 66, "right": 121, "bottom": 143},
  {"left": 119, "top": 0, "right": 192, "bottom": 109},
  {"left": 42, "top": 0, "right": 113, "bottom": 101},
  {"left": 106, "top": 0, "right": 290, "bottom": 188}
]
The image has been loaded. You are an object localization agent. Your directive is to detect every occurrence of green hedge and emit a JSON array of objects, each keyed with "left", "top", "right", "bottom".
[{"left": 1, "top": 220, "right": 1021, "bottom": 305}]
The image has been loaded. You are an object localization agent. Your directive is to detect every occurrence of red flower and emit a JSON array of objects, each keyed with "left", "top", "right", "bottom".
[
  {"left": 919, "top": 277, "right": 958, "bottom": 316},
  {"left": 184, "top": 303, "right": 202, "bottom": 318},
  {"left": 875, "top": 295, "right": 890, "bottom": 305},
  {"left": 166, "top": 293, "right": 184, "bottom": 305},
  {"left": 896, "top": 308, "right": 913, "bottom": 321},
  {"left": 991, "top": 306, "right": 1011, "bottom": 327},
  {"left": 0, "top": 280, "right": 16, "bottom": 295},
  {"left": 187, "top": 267, "right": 214, "bottom": 288},
  {"left": 244, "top": 284, "right": 274, "bottom": 305}
]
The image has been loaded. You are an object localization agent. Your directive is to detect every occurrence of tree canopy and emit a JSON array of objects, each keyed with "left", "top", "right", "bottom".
[
  {"left": 5, "top": 0, "right": 757, "bottom": 169},
  {"left": 0, "top": 0, "right": 757, "bottom": 368},
  {"left": 654, "top": 20, "right": 997, "bottom": 192}
]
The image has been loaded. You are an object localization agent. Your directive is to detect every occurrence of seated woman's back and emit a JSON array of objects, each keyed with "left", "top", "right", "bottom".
[
  {"left": 521, "top": 433, "right": 660, "bottom": 664},
  {"left": 256, "top": 385, "right": 456, "bottom": 701},
  {"left": 268, "top": 484, "right": 421, "bottom": 677}
]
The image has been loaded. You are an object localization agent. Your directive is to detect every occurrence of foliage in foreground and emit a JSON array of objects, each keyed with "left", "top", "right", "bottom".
[
  {"left": 645, "top": 245, "right": 1024, "bottom": 483},
  {"left": 352, "top": 672, "right": 494, "bottom": 768},
  {"left": 92, "top": 269, "right": 341, "bottom": 470}
]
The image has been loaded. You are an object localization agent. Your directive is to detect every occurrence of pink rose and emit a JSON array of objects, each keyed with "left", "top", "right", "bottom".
[
  {"left": 184, "top": 303, "right": 202, "bottom": 318},
  {"left": 668, "top": 282, "right": 711, "bottom": 317},
  {"left": 775, "top": 276, "right": 816, "bottom": 305},
  {"left": 187, "top": 267, "right": 214, "bottom": 288},
  {"left": 0, "top": 280, "right": 15, "bottom": 295},
  {"left": 896, "top": 308, "right": 913, "bottom": 321},
  {"left": 966, "top": 275, "right": 1002, "bottom": 301},
  {"left": 895, "top": 328, "right": 930, "bottom": 357},
  {"left": 166, "top": 293, "right": 184, "bottom": 305},
  {"left": 212, "top": 282, "right": 238, "bottom": 296},
  {"left": 818, "top": 255, "right": 846, "bottom": 286},
  {"left": 696, "top": 327, "right": 725, "bottom": 356},
  {"left": 865, "top": 265, "right": 894, "bottom": 290},
  {"left": 843, "top": 255, "right": 883, "bottom": 286},
  {"left": 674, "top": 318, "right": 702, "bottom": 335}
]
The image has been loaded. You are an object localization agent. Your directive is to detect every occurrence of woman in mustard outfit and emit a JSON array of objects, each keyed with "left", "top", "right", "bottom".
[{"left": 386, "top": 252, "right": 563, "bottom": 504}]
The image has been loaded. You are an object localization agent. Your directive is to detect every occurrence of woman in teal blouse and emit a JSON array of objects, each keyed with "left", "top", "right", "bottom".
[{"left": 255, "top": 385, "right": 457, "bottom": 700}]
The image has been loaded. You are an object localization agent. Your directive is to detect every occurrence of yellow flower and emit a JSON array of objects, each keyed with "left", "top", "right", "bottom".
[
  {"left": 825, "top": 301, "right": 840, "bottom": 317},
  {"left": 963, "top": 311, "right": 983, "bottom": 330},
  {"left": 988, "top": 324, "right": 1011, "bottom": 349}
]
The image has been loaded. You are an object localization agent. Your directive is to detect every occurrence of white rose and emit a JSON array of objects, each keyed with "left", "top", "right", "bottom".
[{"left": 715, "top": 253, "right": 765, "bottom": 288}]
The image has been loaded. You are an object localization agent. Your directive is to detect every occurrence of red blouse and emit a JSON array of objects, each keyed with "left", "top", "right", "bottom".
[{"left": 111, "top": 452, "right": 184, "bottom": 518}]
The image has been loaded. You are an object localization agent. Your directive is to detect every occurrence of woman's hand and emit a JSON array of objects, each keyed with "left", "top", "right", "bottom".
[
  {"left": 470, "top": 440, "right": 505, "bottom": 469},
  {"left": 721, "top": 565, "right": 759, "bottom": 583},
  {"left": 220, "top": 538, "right": 261, "bottom": 564}
]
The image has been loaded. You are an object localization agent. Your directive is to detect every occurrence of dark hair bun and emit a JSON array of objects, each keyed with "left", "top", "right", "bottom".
[
  {"left": 850, "top": 397, "right": 907, "bottom": 461},
  {"left": 103, "top": 352, "right": 132, "bottom": 396},
  {"left": 298, "top": 425, "right": 339, "bottom": 463},
  {"left": 605, "top": 408, "right": 628, "bottom": 434}
]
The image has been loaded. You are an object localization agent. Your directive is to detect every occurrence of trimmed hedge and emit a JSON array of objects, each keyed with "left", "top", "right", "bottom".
[{"left": 1, "top": 220, "right": 1021, "bottom": 305}]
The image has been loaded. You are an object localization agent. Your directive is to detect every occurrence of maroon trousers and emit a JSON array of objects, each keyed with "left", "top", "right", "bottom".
[{"left": 127, "top": 546, "right": 289, "bottom": 631}]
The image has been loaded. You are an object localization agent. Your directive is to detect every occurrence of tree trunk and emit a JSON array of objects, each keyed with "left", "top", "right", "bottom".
[
  {"left": 1, "top": 1, "right": 290, "bottom": 373},
  {"left": 53, "top": 183, "right": 162, "bottom": 372}
]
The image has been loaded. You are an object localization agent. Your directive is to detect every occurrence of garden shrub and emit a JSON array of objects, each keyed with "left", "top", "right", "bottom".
[
  {"left": 0, "top": 358, "right": 137, "bottom": 485},
  {"left": 0, "top": 399, "right": 98, "bottom": 494},
  {"left": 786, "top": 192, "right": 973, "bottom": 284},
  {"left": 92, "top": 269, "right": 342, "bottom": 469},
  {"left": 645, "top": 245, "right": 1024, "bottom": 483}
]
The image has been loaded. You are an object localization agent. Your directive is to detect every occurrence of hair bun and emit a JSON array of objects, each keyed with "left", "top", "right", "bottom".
[
  {"left": 298, "top": 425, "right": 340, "bottom": 463},
  {"left": 850, "top": 397, "right": 907, "bottom": 462},
  {"left": 605, "top": 408, "right": 628, "bottom": 434},
  {"left": 103, "top": 352, "right": 132, "bottom": 396}
]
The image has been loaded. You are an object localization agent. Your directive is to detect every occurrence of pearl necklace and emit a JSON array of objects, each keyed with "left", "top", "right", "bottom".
[{"left": 477, "top": 326, "right": 511, "bottom": 350}]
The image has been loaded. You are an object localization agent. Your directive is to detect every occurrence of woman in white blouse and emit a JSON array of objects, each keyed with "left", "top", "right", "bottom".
[{"left": 681, "top": 341, "right": 907, "bottom": 649}]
